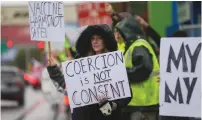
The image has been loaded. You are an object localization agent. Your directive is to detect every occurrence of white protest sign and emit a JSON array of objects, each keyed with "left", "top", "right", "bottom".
[
  {"left": 160, "top": 37, "right": 201, "bottom": 118},
  {"left": 62, "top": 51, "right": 131, "bottom": 109},
  {"left": 28, "top": 1, "right": 65, "bottom": 42}
]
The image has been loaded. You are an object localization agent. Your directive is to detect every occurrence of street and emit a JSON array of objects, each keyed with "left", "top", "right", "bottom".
[{"left": 1, "top": 86, "right": 71, "bottom": 120}]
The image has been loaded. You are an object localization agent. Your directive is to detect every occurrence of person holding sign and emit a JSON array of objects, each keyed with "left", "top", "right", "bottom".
[
  {"left": 114, "top": 16, "right": 160, "bottom": 120},
  {"left": 47, "top": 24, "right": 132, "bottom": 120}
]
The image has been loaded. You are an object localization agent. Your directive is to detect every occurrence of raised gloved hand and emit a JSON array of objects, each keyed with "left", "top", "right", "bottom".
[
  {"left": 135, "top": 15, "right": 149, "bottom": 28},
  {"left": 98, "top": 96, "right": 117, "bottom": 116},
  {"left": 104, "top": 3, "right": 114, "bottom": 16}
]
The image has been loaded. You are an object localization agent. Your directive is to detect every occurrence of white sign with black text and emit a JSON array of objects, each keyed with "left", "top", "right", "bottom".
[
  {"left": 28, "top": 1, "right": 65, "bottom": 42},
  {"left": 62, "top": 51, "right": 131, "bottom": 109},
  {"left": 160, "top": 38, "right": 201, "bottom": 118}
]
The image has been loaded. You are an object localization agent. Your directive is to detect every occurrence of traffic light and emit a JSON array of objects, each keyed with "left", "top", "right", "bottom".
[
  {"left": 7, "top": 40, "right": 13, "bottom": 48},
  {"left": 37, "top": 41, "right": 44, "bottom": 49}
]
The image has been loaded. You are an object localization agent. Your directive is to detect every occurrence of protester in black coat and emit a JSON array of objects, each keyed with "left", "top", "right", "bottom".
[{"left": 47, "top": 24, "right": 132, "bottom": 120}]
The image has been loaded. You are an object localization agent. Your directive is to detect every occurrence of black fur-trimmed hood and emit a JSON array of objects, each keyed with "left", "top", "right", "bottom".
[{"left": 76, "top": 24, "right": 117, "bottom": 57}]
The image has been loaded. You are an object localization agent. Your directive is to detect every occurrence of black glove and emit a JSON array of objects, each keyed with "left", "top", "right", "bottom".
[{"left": 98, "top": 97, "right": 117, "bottom": 116}]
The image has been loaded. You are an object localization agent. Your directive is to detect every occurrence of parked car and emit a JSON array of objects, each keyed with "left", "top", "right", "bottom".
[{"left": 1, "top": 66, "right": 25, "bottom": 106}]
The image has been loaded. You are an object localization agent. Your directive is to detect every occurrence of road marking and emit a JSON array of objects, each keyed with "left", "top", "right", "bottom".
[{"left": 15, "top": 98, "right": 45, "bottom": 120}]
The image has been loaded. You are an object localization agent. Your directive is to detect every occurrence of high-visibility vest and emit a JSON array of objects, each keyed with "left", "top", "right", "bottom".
[
  {"left": 117, "top": 41, "right": 126, "bottom": 53},
  {"left": 124, "top": 39, "right": 159, "bottom": 106},
  {"left": 59, "top": 52, "right": 68, "bottom": 62}
]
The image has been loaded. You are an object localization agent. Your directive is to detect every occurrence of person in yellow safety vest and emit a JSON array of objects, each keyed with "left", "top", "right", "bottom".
[
  {"left": 105, "top": 3, "right": 161, "bottom": 59},
  {"left": 64, "top": 34, "right": 77, "bottom": 59},
  {"left": 58, "top": 34, "right": 75, "bottom": 62},
  {"left": 114, "top": 28, "right": 125, "bottom": 53},
  {"left": 114, "top": 16, "right": 160, "bottom": 120},
  {"left": 53, "top": 51, "right": 71, "bottom": 112},
  {"left": 57, "top": 35, "right": 74, "bottom": 113},
  {"left": 58, "top": 51, "right": 68, "bottom": 62}
]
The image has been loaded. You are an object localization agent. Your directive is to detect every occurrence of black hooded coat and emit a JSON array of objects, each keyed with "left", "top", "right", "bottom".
[{"left": 47, "top": 24, "right": 132, "bottom": 120}]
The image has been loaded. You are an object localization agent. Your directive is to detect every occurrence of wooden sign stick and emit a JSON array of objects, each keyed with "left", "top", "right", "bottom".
[{"left": 48, "top": 41, "right": 52, "bottom": 65}]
